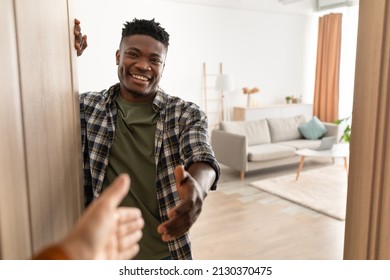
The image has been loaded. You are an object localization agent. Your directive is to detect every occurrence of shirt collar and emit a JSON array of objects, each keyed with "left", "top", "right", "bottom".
[
  {"left": 108, "top": 83, "right": 167, "bottom": 113},
  {"left": 152, "top": 88, "right": 168, "bottom": 113}
]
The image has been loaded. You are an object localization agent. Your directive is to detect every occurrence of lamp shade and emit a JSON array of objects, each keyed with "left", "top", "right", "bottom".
[{"left": 215, "top": 74, "right": 234, "bottom": 91}]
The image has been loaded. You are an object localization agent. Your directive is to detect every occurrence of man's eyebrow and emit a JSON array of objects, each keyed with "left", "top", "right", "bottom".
[
  {"left": 124, "top": 47, "right": 162, "bottom": 58},
  {"left": 124, "top": 47, "right": 140, "bottom": 52},
  {"left": 150, "top": 53, "right": 163, "bottom": 58}
]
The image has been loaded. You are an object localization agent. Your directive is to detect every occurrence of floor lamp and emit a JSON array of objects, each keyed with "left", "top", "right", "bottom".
[{"left": 215, "top": 74, "right": 234, "bottom": 122}]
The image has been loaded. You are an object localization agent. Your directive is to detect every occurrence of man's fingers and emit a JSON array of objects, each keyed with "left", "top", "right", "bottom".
[
  {"left": 157, "top": 208, "right": 185, "bottom": 240},
  {"left": 82, "top": 35, "right": 88, "bottom": 49},
  {"left": 74, "top": 19, "right": 81, "bottom": 35},
  {"left": 160, "top": 221, "right": 187, "bottom": 242},
  {"left": 74, "top": 18, "right": 87, "bottom": 56}
]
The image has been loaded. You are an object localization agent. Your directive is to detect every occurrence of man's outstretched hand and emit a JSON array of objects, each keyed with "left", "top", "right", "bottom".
[
  {"left": 74, "top": 18, "right": 88, "bottom": 56},
  {"left": 157, "top": 165, "right": 207, "bottom": 241}
]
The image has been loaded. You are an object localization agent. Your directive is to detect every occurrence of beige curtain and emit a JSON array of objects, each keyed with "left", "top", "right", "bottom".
[{"left": 313, "top": 13, "right": 342, "bottom": 122}]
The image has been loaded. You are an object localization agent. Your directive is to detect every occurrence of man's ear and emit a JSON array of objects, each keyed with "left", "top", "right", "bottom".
[{"left": 115, "top": 49, "right": 120, "bottom": 65}]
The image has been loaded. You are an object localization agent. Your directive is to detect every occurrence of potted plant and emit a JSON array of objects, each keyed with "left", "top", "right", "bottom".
[
  {"left": 285, "top": 96, "right": 292, "bottom": 104},
  {"left": 334, "top": 116, "right": 351, "bottom": 143}
]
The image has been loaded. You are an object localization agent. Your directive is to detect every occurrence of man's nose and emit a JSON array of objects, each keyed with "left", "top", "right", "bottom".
[{"left": 136, "top": 59, "right": 151, "bottom": 71}]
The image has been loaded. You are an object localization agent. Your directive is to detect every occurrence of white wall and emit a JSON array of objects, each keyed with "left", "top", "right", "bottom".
[
  {"left": 75, "top": 0, "right": 357, "bottom": 120},
  {"left": 338, "top": 8, "right": 359, "bottom": 119}
]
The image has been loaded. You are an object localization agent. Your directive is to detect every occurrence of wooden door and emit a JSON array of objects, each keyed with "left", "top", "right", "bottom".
[{"left": 0, "top": 0, "right": 83, "bottom": 259}]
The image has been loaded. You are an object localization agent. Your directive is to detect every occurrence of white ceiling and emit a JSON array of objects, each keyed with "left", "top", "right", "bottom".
[{"left": 160, "top": 0, "right": 358, "bottom": 15}]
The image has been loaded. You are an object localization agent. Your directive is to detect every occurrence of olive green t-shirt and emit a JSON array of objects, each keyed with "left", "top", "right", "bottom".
[{"left": 103, "top": 95, "right": 170, "bottom": 260}]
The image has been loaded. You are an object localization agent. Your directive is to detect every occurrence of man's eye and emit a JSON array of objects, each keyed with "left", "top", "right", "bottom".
[
  {"left": 151, "top": 58, "right": 162, "bottom": 64},
  {"left": 126, "top": 52, "right": 138, "bottom": 58}
]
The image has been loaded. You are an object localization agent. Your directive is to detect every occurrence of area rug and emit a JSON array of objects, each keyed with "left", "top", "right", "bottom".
[{"left": 249, "top": 165, "right": 348, "bottom": 220}]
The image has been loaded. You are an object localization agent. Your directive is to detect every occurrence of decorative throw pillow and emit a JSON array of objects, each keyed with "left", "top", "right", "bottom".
[{"left": 298, "top": 116, "right": 328, "bottom": 140}]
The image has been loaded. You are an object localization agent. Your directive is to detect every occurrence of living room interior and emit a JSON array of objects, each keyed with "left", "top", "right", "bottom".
[
  {"left": 75, "top": 0, "right": 359, "bottom": 259},
  {"left": 4, "top": 0, "right": 390, "bottom": 261}
]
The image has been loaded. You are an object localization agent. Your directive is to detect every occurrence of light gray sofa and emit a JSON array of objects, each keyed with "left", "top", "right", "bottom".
[{"left": 211, "top": 114, "right": 338, "bottom": 180}]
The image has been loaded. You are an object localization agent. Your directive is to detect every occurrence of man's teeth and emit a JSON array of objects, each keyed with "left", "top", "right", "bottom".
[{"left": 132, "top": 74, "right": 149, "bottom": 81}]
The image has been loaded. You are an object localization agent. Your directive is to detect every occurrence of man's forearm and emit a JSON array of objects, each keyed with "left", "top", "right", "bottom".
[{"left": 188, "top": 162, "right": 216, "bottom": 198}]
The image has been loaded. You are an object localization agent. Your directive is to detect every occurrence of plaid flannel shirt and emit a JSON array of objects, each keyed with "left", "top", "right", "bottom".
[{"left": 79, "top": 83, "right": 220, "bottom": 260}]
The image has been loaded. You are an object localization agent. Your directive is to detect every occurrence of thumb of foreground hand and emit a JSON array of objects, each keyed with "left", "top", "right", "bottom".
[{"left": 100, "top": 174, "right": 130, "bottom": 210}]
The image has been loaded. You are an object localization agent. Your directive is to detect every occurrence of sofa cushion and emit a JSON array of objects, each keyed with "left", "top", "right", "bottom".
[
  {"left": 277, "top": 139, "right": 322, "bottom": 150},
  {"left": 298, "top": 116, "right": 328, "bottom": 140},
  {"left": 267, "top": 115, "right": 306, "bottom": 143},
  {"left": 220, "top": 119, "right": 271, "bottom": 146},
  {"left": 247, "top": 144, "right": 296, "bottom": 162}
]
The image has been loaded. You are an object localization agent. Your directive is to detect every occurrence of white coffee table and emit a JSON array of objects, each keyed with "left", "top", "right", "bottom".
[{"left": 295, "top": 143, "right": 350, "bottom": 181}]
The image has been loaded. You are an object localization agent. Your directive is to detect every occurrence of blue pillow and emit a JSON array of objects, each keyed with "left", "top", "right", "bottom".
[{"left": 298, "top": 116, "right": 328, "bottom": 140}]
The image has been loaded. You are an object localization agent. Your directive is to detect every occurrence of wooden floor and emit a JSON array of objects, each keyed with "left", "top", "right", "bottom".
[{"left": 190, "top": 160, "right": 345, "bottom": 260}]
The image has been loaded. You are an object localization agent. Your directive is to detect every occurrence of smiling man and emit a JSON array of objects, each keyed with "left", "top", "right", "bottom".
[{"left": 76, "top": 18, "right": 220, "bottom": 260}]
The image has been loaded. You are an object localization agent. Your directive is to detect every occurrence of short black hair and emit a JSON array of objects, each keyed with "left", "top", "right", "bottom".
[{"left": 121, "top": 18, "right": 170, "bottom": 47}]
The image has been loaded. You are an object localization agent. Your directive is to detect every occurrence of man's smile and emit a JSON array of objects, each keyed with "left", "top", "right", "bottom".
[{"left": 130, "top": 73, "right": 150, "bottom": 82}]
